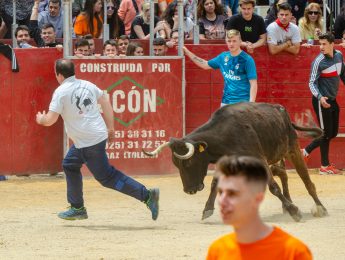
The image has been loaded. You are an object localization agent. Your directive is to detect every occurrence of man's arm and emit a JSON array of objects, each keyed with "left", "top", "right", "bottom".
[
  {"left": 252, "top": 33, "right": 267, "bottom": 49},
  {"left": 268, "top": 41, "right": 291, "bottom": 55},
  {"left": 285, "top": 42, "right": 300, "bottom": 55},
  {"left": 249, "top": 79, "right": 257, "bottom": 102},
  {"left": 36, "top": 110, "right": 60, "bottom": 126},
  {"left": 98, "top": 94, "right": 115, "bottom": 141},
  {"left": 183, "top": 46, "right": 211, "bottom": 70},
  {"left": 30, "top": 0, "right": 45, "bottom": 47}
]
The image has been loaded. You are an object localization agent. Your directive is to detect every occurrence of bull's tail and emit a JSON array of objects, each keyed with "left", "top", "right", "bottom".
[{"left": 292, "top": 123, "right": 323, "bottom": 138}]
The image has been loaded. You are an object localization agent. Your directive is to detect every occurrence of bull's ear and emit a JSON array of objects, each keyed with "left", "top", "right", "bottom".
[{"left": 197, "top": 141, "right": 208, "bottom": 153}]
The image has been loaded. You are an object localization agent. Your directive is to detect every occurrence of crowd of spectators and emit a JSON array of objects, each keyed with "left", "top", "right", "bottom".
[{"left": 0, "top": 0, "right": 345, "bottom": 58}]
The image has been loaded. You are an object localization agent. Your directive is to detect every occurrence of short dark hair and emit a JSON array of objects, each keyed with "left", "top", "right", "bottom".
[
  {"left": 49, "top": 0, "right": 61, "bottom": 6},
  {"left": 74, "top": 38, "right": 90, "bottom": 49},
  {"left": 239, "top": 0, "right": 255, "bottom": 7},
  {"left": 153, "top": 37, "right": 166, "bottom": 46},
  {"left": 55, "top": 59, "right": 75, "bottom": 78},
  {"left": 103, "top": 39, "right": 117, "bottom": 48},
  {"left": 216, "top": 155, "right": 269, "bottom": 186},
  {"left": 83, "top": 34, "right": 93, "bottom": 40},
  {"left": 319, "top": 32, "right": 335, "bottom": 43},
  {"left": 170, "top": 29, "right": 178, "bottom": 38},
  {"left": 118, "top": 34, "right": 129, "bottom": 41},
  {"left": 277, "top": 2, "right": 292, "bottom": 12},
  {"left": 15, "top": 25, "right": 29, "bottom": 37},
  {"left": 42, "top": 23, "right": 55, "bottom": 31}
]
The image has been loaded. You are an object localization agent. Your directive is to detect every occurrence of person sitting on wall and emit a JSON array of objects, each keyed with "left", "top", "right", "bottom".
[
  {"left": 38, "top": 0, "right": 64, "bottom": 38},
  {"left": 74, "top": 38, "right": 90, "bottom": 57},
  {"left": 226, "top": 0, "right": 266, "bottom": 53},
  {"left": 266, "top": 2, "right": 301, "bottom": 55}
]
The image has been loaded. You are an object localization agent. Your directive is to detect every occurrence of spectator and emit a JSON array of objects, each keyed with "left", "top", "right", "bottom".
[
  {"left": 334, "top": 3, "right": 345, "bottom": 39},
  {"left": 0, "top": 0, "right": 34, "bottom": 39},
  {"left": 30, "top": 2, "right": 62, "bottom": 48},
  {"left": 118, "top": 0, "right": 143, "bottom": 35},
  {"left": 83, "top": 34, "right": 95, "bottom": 55},
  {"left": 220, "top": 0, "right": 239, "bottom": 16},
  {"left": 206, "top": 155, "right": 312, "bottom": 260},
  {"left": 298, "top": 3, "right": 322, "bottom": 43},
  {"left": 301, "top": 32, "right": 345, "bottom": 175},
  {"left": 288, "top": 0, "right": 307, "bottom": 23},
  {"left": 15, "top": 25, "right": 34, "bottom": 48},
  {"left": 126, "top": 42, "right": 144, "bottom": 56},
  {"left": 38, "top": 0, "right": 63, "bottom": 38},
  {"left": 183, "top": 29, "right": 257, "bottom": 106},
  {"left": 157, "top": 0, "right": 194, "bottom": 40},
  {"left": 117, "top": 35, "right": 130, "bottom": 55},
  {"left": 226, "top": 0, "right": 266, "bottom": 53},
  {"left": 74, "top": 0, "right": 103, "bottom": 38},
  {"left": 153, "top": 37, "right": 168, "bottom": 56},
  {"left": 197, "top": 0, "right": 227, "bottom": 40},
  {"left": 264, "top": 0, "right": 288, "bottom": 27},
  {"left": 130, "top": 3, "right": 160, "bottom": 39},
  {"left": 267, "top": 2, "right": 301, "bottom": 55},
  {"left": 166, "top": 28, "right": 179, "bottom": 47},
  {"left": 103, "top": 39, "right": 117, "bottom": 56},
  {"left": 74, "top": 38, "right": 90, "bottom": 57},
  {"left": 106, "top": 0, "right": 125, "bottom": 39}
]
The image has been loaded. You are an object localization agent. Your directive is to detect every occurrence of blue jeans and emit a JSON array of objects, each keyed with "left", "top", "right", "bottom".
[{"left": 62, "top": 139, "right": 149, "bottom": 207}]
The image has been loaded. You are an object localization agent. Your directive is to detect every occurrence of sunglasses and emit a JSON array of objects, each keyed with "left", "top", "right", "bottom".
[
  {"left": 107, "top": 6, "right": 115, "bottom": 10},
  {"left": 308, "top": 11, "right": 319, "bottom": 15}
]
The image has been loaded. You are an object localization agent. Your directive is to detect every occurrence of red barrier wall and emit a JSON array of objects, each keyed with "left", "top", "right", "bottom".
[
  {"left": 1, "top": 44, "right": 345, "bottom": 175},
  {"left": 0, "top": 48, "right": 63, "bottom": 175}
]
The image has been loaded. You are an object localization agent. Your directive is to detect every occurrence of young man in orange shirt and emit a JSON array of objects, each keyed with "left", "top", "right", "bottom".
[{"left": 207, "top": 155, "right": 312, "bottom": 260}]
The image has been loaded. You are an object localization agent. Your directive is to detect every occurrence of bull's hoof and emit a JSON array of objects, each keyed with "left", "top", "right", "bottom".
[
  {"left": 290, "top": 209, "right": 303, "bottom": 222},
  {"left": 202, "top": 209, "right": 214, "bottom": 220},
  {"left": 311, "top": 205, "right": 328, "bottom": 217}
]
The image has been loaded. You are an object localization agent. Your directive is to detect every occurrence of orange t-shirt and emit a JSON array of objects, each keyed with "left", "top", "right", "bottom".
[
  {"left": 74, "top": 14, "right": 103, "bottom": 38},
  {"left": 207, "top": 227, "right": 312, "bottom": 260}
]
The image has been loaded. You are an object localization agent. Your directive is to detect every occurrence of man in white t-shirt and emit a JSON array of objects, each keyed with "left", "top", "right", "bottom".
[
  {"left": 266, "top": 2, "right": 301, "bottom": 55},
  {"left": 36, "top": 59, "right": 159, "bottom": 221}
]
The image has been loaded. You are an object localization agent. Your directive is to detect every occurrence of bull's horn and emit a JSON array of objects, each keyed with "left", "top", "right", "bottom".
[
  {"left": 173, "top": 142, "right": 195, "bottom": 160},
  {"left": 142, "top": 141, "right": 170, "bottom": 156}
]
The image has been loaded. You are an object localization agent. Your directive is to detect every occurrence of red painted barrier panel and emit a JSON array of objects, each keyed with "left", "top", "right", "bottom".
[
  {"left": 0, "top": 48, "right": 63, "bottom": 175},
  {"left": 73, "top": 58, "right": 183, "bottom": 175}
]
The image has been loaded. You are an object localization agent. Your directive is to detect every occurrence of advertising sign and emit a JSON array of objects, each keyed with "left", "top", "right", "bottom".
[{"left": 74, "top": 58, "right": 183, "bottom": 175}]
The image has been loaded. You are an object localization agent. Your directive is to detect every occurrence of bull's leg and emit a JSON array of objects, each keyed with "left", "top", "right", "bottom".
[
  {"left": 270, "top": 160, "right": 292, "bottom": 214},
  {"left": 202, "top": 176, "right": 218, "bottom": 220},
  {"left": 287, "top": 146, "right": 328, "bottom": 217}
]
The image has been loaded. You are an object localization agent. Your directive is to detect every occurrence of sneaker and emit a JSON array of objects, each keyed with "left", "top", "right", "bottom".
[
  {"left": 58, "top": 206, "right": 88, "bottom": 220},
  {"left": 319, "top": 165, "right": 341, "bottom": 175},
  {"left": 145, "top": 188, "right": 159, "bottom": 220},
  {"left": 300, "top": 149, "right": 309, "bottom": 163}
]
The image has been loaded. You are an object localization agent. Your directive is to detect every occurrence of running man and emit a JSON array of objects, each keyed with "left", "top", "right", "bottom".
[
  {"left": 183, "top": 29, "right": 257, "bottom": 105},
  {"left": 301, "top": 32, "right": 345, "bottom": 175},
  {"left": 36, "top": 59, "right": 159, "bottom": 220}
]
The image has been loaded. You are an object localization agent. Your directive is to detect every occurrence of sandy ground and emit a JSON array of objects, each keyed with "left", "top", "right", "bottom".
[{"left": 0, "top": 171, "right": 345, "bottom": 260}]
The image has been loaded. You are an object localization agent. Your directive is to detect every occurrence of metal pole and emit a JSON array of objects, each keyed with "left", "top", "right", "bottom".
[
  {"left": 193, "top": 0, "right": 199, "bottom": 44},
  {"left": 63, "top": 0, "right": 72, "bottom": 57},
  {"left": 12, "top": 0, "right": 18, "bottom": 48},
  {"left": 177, "top": 0, "right": 184, "bottom": 56},
  {"left": 103, "top": 0, "right": 109, "bottom": 42},
  {"left": 322, "top": 1, "right": 327, "bottom": 33},
  {"left": 149, "top": 0, "right": 155, "bottom": 56}
]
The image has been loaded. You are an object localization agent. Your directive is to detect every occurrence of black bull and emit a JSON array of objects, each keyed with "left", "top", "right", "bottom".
[{"left": 144, "top": 102, "right": 328, "bottom": 222}]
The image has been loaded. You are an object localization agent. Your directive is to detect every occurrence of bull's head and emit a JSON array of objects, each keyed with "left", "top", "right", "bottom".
[{"left": 143, "top": 138, "right": 209, "bottom": 195}]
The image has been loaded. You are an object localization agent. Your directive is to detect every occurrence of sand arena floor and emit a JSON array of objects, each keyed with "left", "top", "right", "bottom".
[{"left": 1, "top": 171, "right": 345, "bottom": 260}]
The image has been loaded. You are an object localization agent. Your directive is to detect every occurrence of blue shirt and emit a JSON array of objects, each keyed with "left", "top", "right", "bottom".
[{"left": 208, "top": 51, "right": 257, "bottom": 104}]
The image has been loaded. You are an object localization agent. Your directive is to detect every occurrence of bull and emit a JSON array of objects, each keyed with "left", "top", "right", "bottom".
[{"left": 144, "top": 102, "right": 328, "bottom": 222}]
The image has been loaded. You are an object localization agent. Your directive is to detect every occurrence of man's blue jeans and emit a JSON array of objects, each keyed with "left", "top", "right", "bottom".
[{"left": 62, "top": 139, "right": 149, "bottom": 207}]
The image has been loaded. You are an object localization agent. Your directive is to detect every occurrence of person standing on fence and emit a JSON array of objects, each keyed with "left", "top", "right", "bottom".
[
  {"left": 301, "top": 32, "right": 345, "bottom": 175},
  {"left": 35, "top": 59, "right": 159, "bottom": 221},
  {"left": 206, "top": 155, "right": 312, "bottom": 260},
  {"left": 183, "top": 29, "right": 257, "bottom": 106}
]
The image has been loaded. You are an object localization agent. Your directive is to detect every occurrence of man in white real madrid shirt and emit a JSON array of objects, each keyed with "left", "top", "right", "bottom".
[{"left": 36, "top": 59, "right": 159, "bottom": 221}]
